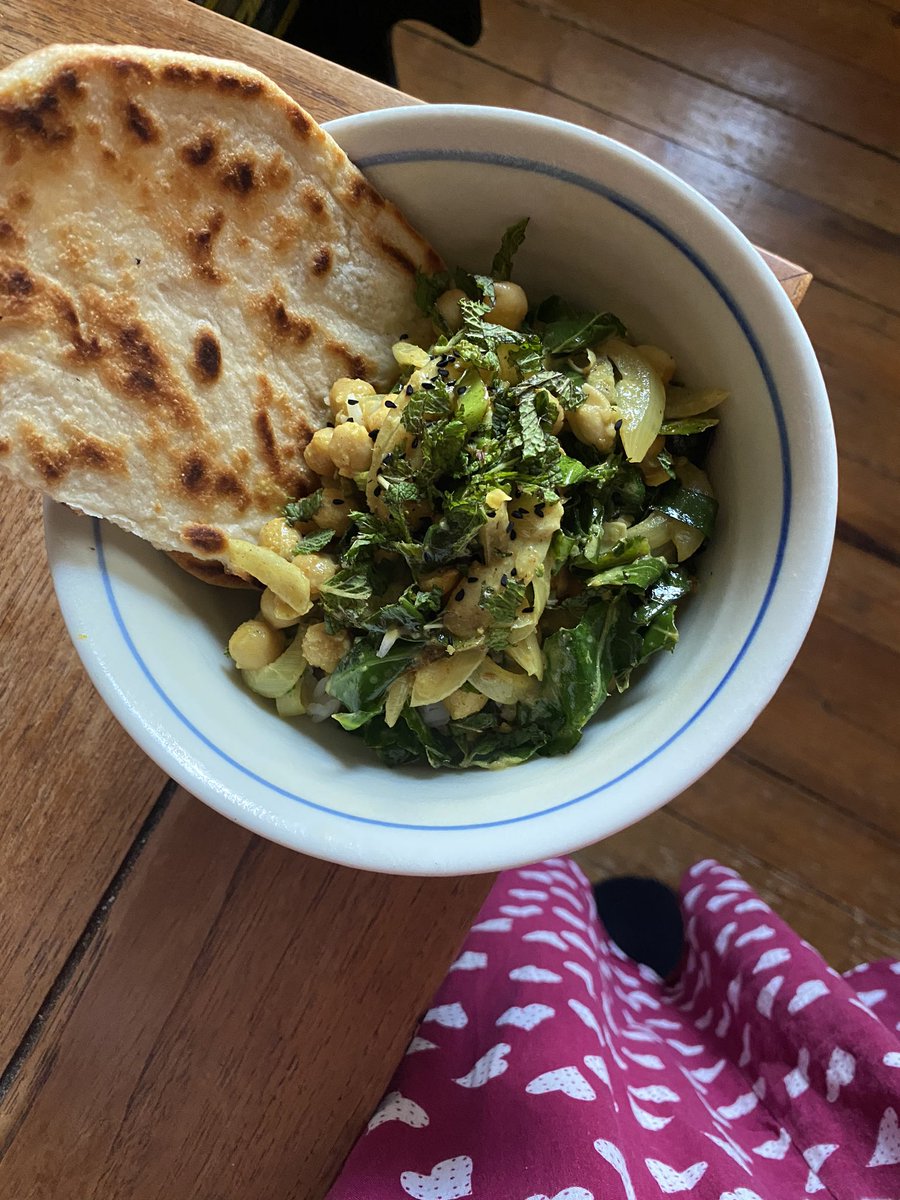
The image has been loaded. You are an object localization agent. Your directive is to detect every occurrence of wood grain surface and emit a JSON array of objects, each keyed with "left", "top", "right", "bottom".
[
  {"left": 0, "top": 789, "right": 488, "bottom": 1199},
  {"left": 394, "top": 0, "right": 900, "bottom": 968},
  {"left": 0, "top": 0, "right": 893, "bottom": 1198}
]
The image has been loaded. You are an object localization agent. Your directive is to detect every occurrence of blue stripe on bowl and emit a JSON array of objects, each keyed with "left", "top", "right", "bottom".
[{"left": 94, "top": 148, "right": 791, "bottom": 831}]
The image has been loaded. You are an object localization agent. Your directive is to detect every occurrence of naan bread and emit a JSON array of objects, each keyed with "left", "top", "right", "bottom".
[{"left": 0, "top": 43, "right": 440, "bottom": 563}]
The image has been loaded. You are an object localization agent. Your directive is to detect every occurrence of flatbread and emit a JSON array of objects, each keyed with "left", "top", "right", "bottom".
[{"left": 0, "top": 43, "right": 440, "bottom": 563}]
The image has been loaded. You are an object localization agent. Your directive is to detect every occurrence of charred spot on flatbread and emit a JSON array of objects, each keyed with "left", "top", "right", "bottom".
[
  {"left": 21, "top": 422, "right": 127, "bottom": 484},
  {"left": 259, "top": 291, "right": 314, "bottom": 345},
  {"left": 182, "top": 522, "right": 228, "bottom": 556},
  {"left": 180, "top": 132, "right": 217, "bottom": 167},
  {"left": 192, "top": 328, "right": 222, "bottom": 383},
  {"left": 324, "top": 339, "right": 372, "bottom": 381},
  {"left": 124, "top": 100, "right": 159, "bottom": 144},
  {"left": 185, "top": 209, "right": 226, "bottom": 282},
  {"left": 220, "top": 159, "right": 255, "bottom": 194},
  {"left": 311, "top": 247, "right": 331, "bottom": 276}
]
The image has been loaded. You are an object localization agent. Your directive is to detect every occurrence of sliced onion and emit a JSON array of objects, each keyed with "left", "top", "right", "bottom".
[
  {"left": 605, "top": 338, "right": 666, "bottom": 464},
  {"left": 308, "top": 675, "right": 342, "bottom": 722},
  {"left": 419, "top": 701, "right": 450, "bottom": 727},
  {"left": 377, "top": 628, "right": 402, "bottom": 658}
]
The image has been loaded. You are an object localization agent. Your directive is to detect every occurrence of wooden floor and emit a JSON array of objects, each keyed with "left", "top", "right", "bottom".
[{"left": 394, "top": 0, "right": 900, "bottom": 971}]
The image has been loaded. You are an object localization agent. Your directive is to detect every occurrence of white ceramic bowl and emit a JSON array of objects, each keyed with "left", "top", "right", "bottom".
[{"left": 44, "top": 105, "right": 836, "bottom": 876}]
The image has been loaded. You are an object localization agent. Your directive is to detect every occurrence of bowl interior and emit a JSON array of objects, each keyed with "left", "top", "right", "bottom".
[{"left": 44, "top": 105, "right": 835, "bottom": 875}]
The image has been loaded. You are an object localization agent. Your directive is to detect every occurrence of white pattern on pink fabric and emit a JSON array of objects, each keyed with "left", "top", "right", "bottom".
[
  {"left": 644, "top": 1157, "right": 708, "bottom": 1192},
  {"left": 400, "top": 1156, "right": 473, "bottom": 1200},
  {"left": 526, "top": 1066, "right": 596, "bottom": 1102},
  {"left": 867, "top": 1107, "right": 900, "bottom": 1167}
]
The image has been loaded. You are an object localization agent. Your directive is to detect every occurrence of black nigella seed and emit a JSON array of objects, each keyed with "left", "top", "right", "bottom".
[
  {"left": 468, "top": 576, "right": 478, "bottom": 583},
  {"left": 438, "top": 369, "right": 450, "bottom": 379},
  {"left": 486, "top": 509, "right": 496, "bottom": 519},
  {"left": 523, "top": 605, "right": 534, "bottom": 613},
  {"left": 457, "top": 385, "right": 468, "bottom": 396},
  {"left": 454, "top": 589, "right": 466, "bottom": 602},
  {"left": 509, "top": 529, "right": 518, "bottom": 541},
  {"left": 347, "top": 397, "right": 359, "bottom": 405},
  {"left": 534, "top": 504, "right": 545, "bottom": 518},
  {"left": 385, "top": 399, "right": 397, "bottom": 409},
  {"left": 511, "top": 567, "right": 518, "bottom": 577},
  {"left": 422, "top": 380, "right": 435, "bottom": 390},
  {"left": 500, "top": 573, "right": 508, "bottom": 587},
  {"left": 332, "top": 498, "right": 345, "bottom": 506},
  {"left": 405, "top": 384, "right": 414, "bottom": 395},
  {"left": 512, "top": 508, "right": 526, "bottom": 519},
  {"left": 614, "top": 419, "right": 623, "bottom": 432},
  {"left": 369, "top": 429, "right": 379, "bottom": 441},
  {"left": 505, "top": 523, "right": 514, "bottom": 536},
  {"left": 411, "top": 436, "right": 420, "bottom": 449},
  {"left": 374, "top": 485, "right": 383, "bottom": 497}
]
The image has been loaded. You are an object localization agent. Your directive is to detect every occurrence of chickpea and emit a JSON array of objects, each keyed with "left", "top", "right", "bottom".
[
  {"left": 635, "top": 344, "right": 676, "bottom": 385},
  {"left": 304, "top": 427, "right": 336, "bottom": 477},
  {"left": 229, "top": 619, "right": 285, "bottom": 670},
  {"left": 329, "top": 377, "right": 376, "bottom": 423},
  {"left": 488, "top": 280, "right": 528, "bottom": 330},
  {"left": 357, "top": 395, "right": 384, "bottom": 429},
  {"left": 330, "top": 419, "right": 374, "bottom": 476},
  {"left": 567, "top": 382, "right": 618, "bottom": 453},
  {"left": 257, "top": 516, "right": 299, "bottom": 560},
  {"left": 445, "top": 688, "right": 488, "bottom": 720},
  {"left": 292, "top": 552, "right": 338, "bottom": 595},
  {"left": 435, "top": 287, "right": 466, "bottom": 332},
  {"left": 260, "top": 587, "right": 304, "bottom": 629},
  {"left": 311, "top": 486, "right": 353, "bottom": 534},
  {"left": 301, "top": 622, "right": 351, "bottom": 674}
]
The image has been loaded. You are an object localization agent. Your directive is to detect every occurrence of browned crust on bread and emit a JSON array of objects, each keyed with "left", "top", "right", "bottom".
[{"left": 167, "top": 550, "right": 259, "bottom": 589}]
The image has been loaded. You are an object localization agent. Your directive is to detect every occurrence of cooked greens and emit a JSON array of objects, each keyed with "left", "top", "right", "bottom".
[{"left": 224, "top": 223, "right": 726, "bottom": 769}]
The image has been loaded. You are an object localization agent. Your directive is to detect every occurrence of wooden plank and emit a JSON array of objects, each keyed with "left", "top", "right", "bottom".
[
  {"left": 674, "top": 754, "right": 900, "bottom": 924},
  {"left": 0, "top": 483, "right": 167, "bottom": 1067},
  {"left": 817, "top": 538, "right": 900, "bottom": 656},
  {"left": 687, "top": 0, "right": 900, "bottom": 86},
  {"left": 395, "top": 24, "right": 900, "bottom": 316},
  {"left": 521, "top": 0, "right": 900, "bottom": 154},
  {"left": 0, "top": 789, "right": 491, "bottom": 1199},
  {"left": 739, "top": 616, "right": 900, "bottom": 842},
  {"left": 397, "top": 3, "right": 900, "bottom": 236}
]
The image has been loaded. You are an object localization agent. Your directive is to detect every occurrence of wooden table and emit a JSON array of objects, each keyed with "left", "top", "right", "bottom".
[{"left": 0, "top": 2, "right": 811, "bottom": 1196}]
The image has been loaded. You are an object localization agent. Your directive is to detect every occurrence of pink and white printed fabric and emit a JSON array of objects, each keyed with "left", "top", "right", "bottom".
[{"left": 327, "top": 858, "right": 900, "bottom": 1200}]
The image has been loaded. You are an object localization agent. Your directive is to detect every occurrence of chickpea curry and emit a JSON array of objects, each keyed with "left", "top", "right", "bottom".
[{"left": 224, "top": 221, "right": 726, "bottom": 769}]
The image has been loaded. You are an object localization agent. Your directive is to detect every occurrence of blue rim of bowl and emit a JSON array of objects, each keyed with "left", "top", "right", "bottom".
[{"left": 92, "top": 148, "right": 791, "bottom": 831}]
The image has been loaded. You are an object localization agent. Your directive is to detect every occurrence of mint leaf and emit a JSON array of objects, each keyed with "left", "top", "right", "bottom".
[
  {"left": 283, "top": 489, "right": 323, "bottom": 524},
  {"left": 292, "top": 528, "right": 334, "bottom": 555},
  {"left": 490, "top": 218, "right": 529, "bottom": 281}
]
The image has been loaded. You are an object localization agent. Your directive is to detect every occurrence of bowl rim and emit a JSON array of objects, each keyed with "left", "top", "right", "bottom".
[{"left": 44, "top": 104, "right": 837, "bottom": 874}]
